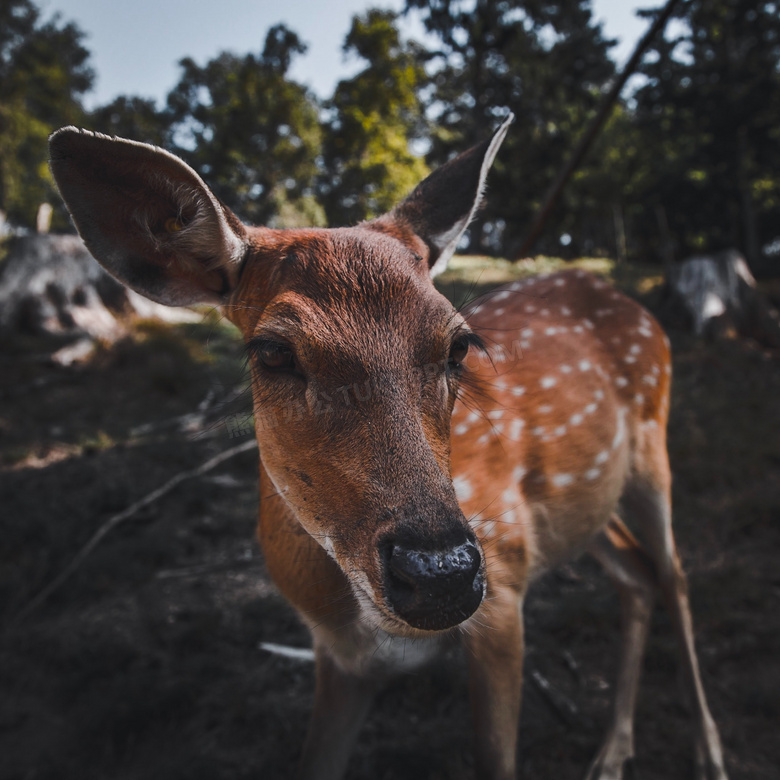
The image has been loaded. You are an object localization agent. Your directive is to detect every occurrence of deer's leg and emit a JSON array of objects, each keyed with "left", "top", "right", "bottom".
[
  {"left": 629, "top": 482, "right": 728, "bottom": 780},
  {"left": 297, "top": 648, "right": 376, "bottom": 780},
  {"left": 585, "top": 515, "right": 656, "bottom": 780},
  {"left": 463, "top": 586, "right": 524, "bottom": 780}
]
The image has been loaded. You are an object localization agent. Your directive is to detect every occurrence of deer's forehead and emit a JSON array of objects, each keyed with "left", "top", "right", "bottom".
[{"left": 237, "top": 227, "right": 457, "bottom": 352}]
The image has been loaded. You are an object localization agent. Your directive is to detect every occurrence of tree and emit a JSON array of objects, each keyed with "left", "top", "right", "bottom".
[
  {"left": 0, "top": 0, "right": 92, "bottom": 228},
  {"left": 631, "top": 0, "right": 780, "bottom": 268},
  {"left": 89, "top": 96, "right": 170, "bottom": 148},
  {"left": 406, "top": 0, "right": 616, "bottom": 255},
  {"left": 165, "top": 24, "right": 323, "bottom": 227},
  {"left": 319, "top": 10, "right": 430, "bottom": 226}
]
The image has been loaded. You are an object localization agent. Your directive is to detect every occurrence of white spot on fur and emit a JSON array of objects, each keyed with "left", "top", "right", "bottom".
[
  {"left": 583, "top": 319, "right": 595, "bottom": 329},
  {"left": 532, "top": 426, "right": 545, "bottom": 436},
  {"left": 511, "top": 386, "right": 526, "bottom": 397},
  {"left": 453, "top": 475, "right": 473, "bottom": 501},
  {"left": 507, "top": 419, "right": 525, "bottom": 441},
  {"left": 540, "top": 308, "right": 550, "bottom": 316},
  {"left": 525, "top": 305, "right": 536, "bottom": 313},
  {"left": 573, "top": 325, "right": 584, "bottom": 334},
  {"left": 495, "top": 307, "right": 505, "bottom": 316},
  {"left": 579, "top": 359, "right": 592, "bottom": 371},
  {"left": 495, "top": 290, "right": 511, "bottom": 301},
  {"left": 594, "top": 389, "right": 605, "bottom": 400},
  {"left": 630, "top": 344, "right": 642, "bottom": 354},
  {"left": 635, "top": 393, "right": 644, "bottom": 405},
  {"left": 454, "top": 424, "right": 469, "bottom": 436},
  {"left": 540, "top": 376, "right": 557, "bottom": 389},
  {"left": 488, "top": 409, "right": 505, "bottom": 420},
  {"left": 321, "top": 535, "right": 337, "bottom": 560},
  {"left": 615, "top": 376, "right": 629, "bottom": 387},
  {"left": 624, "top": 355, "right": 637, "bottom": 364},
  {"left": 595, "top": 450, "right": 609, "bottom": 465},
  {"left": 512, "top": 466, "right": 527, "bottom": 482},
  {"left": 570, "top": 413, "right": 584, "bottom": 426},
  {"left": 584, "top": 468, "right": 601, "bottom": 481},
  {"left": 554, "top": 425, "right": 567, "bottom": 437},
  {"left": 643, "top": 375, "right": 658, "bottom": 387},
  {"left": 545, "top": 326, "right": 558, "bottom": 336},
  {"left": 560, "top": 364, "right": 572, "bottom": 373},
  {"left": 612, "top": 408, "right": 627, "bottom": 450},
  {"left": 554, "top": 278, "right": 566, "bottom": 287},
  {"left": 560, "top": 306, "right": 572, "bottom": 316},
  {"left": 521, "top": 328, "right": 534, "bottom": 338},
  {"left": 551, "top": 473, "right": 574, "bottom": 488},
  {"left": 538, "top": 404, "right": 553, "bottom": 414},
  {"left": 584, "top": 403, "right": 598, "bottom": 414}
]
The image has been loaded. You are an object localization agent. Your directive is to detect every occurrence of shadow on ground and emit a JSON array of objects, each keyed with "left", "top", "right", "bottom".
[{"left": 1, "top": 265, "right": 778, "bottom": 779}]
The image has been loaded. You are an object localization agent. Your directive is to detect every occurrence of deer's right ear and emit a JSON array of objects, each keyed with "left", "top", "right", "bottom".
[
  {"left": 49, "top": 127, "right": 247, "bottom": 306},
  {"left": 371, "top": 114, "right": 513, "bottom": 277}
]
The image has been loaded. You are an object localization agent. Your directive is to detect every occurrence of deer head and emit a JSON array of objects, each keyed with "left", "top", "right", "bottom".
[{"left": 49, "top": 117, "right": 513, "bottom": 635}]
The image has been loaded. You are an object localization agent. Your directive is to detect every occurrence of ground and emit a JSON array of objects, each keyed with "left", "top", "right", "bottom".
[{"left": 1, "top": 257, "right": 779, "bottom": 780}]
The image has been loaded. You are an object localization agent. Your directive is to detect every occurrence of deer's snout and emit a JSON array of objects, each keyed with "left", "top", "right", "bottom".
[{"left": 381, "top": 534, "right": 484, "bottom": 631}]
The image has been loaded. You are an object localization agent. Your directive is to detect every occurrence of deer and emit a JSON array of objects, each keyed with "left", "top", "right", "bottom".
[{"left": 48, "top": 116, "right": 727, "bottom": 780}]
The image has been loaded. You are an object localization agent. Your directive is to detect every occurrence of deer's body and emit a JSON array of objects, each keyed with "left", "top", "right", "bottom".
[{"left": 49, "top": 119, "right": 728, "bottom": 780}]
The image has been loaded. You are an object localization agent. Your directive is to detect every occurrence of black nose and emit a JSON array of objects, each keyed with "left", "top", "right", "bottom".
[{"left": 382, "top": 539, "right": 484, "bottom": 630}]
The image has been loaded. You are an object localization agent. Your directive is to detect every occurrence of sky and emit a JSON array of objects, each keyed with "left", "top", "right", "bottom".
[{"left": 38, "top": 0, "right": 652, "bottom": 109}]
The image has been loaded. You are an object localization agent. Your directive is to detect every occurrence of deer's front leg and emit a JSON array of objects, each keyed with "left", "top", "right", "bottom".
[
  {"left": 297, "top": 647, "right": 376, "bottom": 780},
  {"left": 463, "top": 586, "right": 524, "bottom": 780}
]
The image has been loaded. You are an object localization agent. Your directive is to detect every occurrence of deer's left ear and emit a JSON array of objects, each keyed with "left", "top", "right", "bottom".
[
  {"left": 371, "top": 114, "right": 513, "bottom": 277},
  {"left": 49, "top": 127, "right": 247, "bottom": 307}
]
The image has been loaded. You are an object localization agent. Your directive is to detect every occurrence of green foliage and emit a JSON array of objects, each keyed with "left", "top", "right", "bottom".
[
  {"left": 406, "top": 0, "right": 616, "bottom": 254},
  {"left": 3, "top": 0, "right": 779, "bottom": 270},
  {"left": 319, "top": 9, "right": 429, "bottom": 226},
  {"left": 630, "top": 0, "right": 780, "bottom": 266},
  {"left": 165, "top": 24, "right": 323, "bottom": 226},
  {"left": 88, "top": 96, "right": 170, "bottom": 147},
  {"left": 0, "top": 0, "right": 92, "bottom": 228}
]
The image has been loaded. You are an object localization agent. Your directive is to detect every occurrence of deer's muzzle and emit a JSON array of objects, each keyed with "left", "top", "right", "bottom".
[{"left": 380, "top": 535, "right": 484, "bottom": 631}]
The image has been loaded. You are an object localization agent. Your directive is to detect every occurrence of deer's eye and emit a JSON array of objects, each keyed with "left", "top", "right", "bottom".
[
  {"left": 448, "top": 331, "right": 485, "bottom": 371},
  {"left": 250, "top": 340, "right": 297, "bottom": 373},
  {"left": 449, "top": 337, "right": 470, "bottom": 369}
]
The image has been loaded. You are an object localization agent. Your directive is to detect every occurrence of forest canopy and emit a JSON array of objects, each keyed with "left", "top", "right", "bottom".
[{"left": 1, "top": 0, "right": 778, "bottom": 270}]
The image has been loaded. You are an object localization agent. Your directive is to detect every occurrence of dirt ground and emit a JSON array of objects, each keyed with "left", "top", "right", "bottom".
[{"left": 1, "top": 265, "right": 779, "bottom": 780}]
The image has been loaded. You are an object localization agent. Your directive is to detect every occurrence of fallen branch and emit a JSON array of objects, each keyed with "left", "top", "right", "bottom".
[
  {"left": 12, "top": 438, "right": 257, "bottom": 624},
  {"left": 529, "top": 668, "right": 580, "bottom": 727}
]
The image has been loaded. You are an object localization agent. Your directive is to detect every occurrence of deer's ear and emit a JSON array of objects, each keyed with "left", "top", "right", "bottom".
[
  {"left": 372, "top": 114, "right": 513, "bottom": 277},
  {"left": 49, "top": 127, "right": 247, "bottom": 306}
]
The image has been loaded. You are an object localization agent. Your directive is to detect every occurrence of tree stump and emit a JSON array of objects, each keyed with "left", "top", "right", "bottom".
[
  {"left": 668, "top": 249, "right": 780, "bottom": 348},
  {"left": 0, "top": 234, "right": 200, "bottom": 363}
]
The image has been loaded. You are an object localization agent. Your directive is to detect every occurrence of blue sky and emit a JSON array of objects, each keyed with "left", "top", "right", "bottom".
[{"left": 39, "top": 0, "right": 651, "bottom": 109}]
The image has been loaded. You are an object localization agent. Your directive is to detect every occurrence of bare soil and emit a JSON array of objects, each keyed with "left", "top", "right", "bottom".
[{"left": 1, "top": 274, "right": 779, "bottom": 780}]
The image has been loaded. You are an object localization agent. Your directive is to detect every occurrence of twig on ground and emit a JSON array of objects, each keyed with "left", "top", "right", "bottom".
[
  {"left": 12, "top": 438, "right": 257, "bottom": 625},
  {"left": 529, "top": 668, "right": 580, "bottom": 727},
  {"left": 259, "top": 642, "right": 315, "bottom": 663}
]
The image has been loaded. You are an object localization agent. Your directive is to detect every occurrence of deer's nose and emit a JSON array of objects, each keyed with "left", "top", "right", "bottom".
[{"left": 382, "top": 538, "right": 484, "bottom": 630}]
